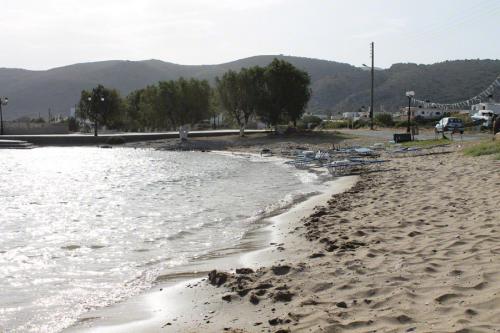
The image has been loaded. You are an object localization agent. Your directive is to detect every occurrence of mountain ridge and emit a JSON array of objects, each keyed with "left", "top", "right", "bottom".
[{"left": 1, "top": 55, "right": 499, "bottom": 120}]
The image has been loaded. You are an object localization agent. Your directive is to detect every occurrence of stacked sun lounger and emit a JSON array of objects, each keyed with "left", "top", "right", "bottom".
[
  {"left": 284, "top": 150, "right": 319, "bottom": 168},
  {"left": 388, "top": 144, "right": 454, "bottom": 158},
  {"left": 326, "top": 159, "right": 363, "bottom": 176},
  {"left": 326, "top": 158, "right": 389, "bottom": 176},
  {"left": 282, "top": 146, "right": 388, "bottom": 175}
]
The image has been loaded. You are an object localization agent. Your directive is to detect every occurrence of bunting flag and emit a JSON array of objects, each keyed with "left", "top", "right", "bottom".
[{"left": 411, "top": 73, "right": 500, "bottom": 110}]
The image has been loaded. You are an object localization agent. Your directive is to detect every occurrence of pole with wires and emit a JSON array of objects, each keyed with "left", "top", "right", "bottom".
[{"left": 370, "top": 42, "right": 374, "bottom": 130}]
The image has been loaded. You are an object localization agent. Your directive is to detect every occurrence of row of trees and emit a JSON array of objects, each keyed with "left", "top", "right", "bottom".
[
  {"left": 124, "top": 78, "right": 212, "bottom": 131},
  {"left": 77, "top": 79, "right": 212, "bottom": 132},
  {"left": 76, "top": 59, "right": 311, "bottom": 135},
  {"left": 216, "top": 59, "right": 311, "bottom": 135}
]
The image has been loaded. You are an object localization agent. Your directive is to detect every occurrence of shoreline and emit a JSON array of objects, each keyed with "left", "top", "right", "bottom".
[
  {"left": 78, "top": 150, "right": 500, "bottom": 333},
  {"left": 62, "top": 171, "right": 357, "bottom": 333},
  {"left": 29, "top": 132, "right": 500, "bottom": 332}
]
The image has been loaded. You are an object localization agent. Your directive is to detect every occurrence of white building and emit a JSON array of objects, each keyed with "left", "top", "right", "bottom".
[
  {"left": 399, "top": 107, "right": 445, "bottom": 120},
  {"left": 342, "top": 111, "right": 369, "bottom": 120},
  {"left": 471, "top": 102, "right": 500, "bottom": 114},
  {"left": 342, "top": 112, "right": 360, "bottom": 120}
]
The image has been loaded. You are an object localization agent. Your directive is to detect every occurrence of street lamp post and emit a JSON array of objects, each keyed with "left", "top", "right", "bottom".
[
  {"left": 406, "top": 91, "right": 415, "bottom": 134},
  {"left": 88, "top": 95, "right": 105, "bottom": 136},
  {"left": 0, "top": 97, "right": 8, "bottom": 135}
]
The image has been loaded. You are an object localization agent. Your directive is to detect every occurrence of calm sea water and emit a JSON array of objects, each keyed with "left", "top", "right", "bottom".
[{"left": 0, "top": 147, "right": 323, "bottom": 333}]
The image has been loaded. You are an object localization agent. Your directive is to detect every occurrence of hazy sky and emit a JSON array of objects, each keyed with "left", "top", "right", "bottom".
[{"left": 1, "top": 0, "right": 499, "bottom": 70}]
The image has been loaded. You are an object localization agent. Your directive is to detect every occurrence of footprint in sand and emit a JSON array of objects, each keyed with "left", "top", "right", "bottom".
[{"left": 435, "top": 293, "right": 462, "bottom": 304}]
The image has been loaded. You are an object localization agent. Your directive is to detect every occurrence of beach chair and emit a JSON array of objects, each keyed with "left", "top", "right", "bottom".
[
  {"left": 327, "top": 160, "right": 364, "bottom": 176},
  {"left": 388, "top": 147, "right": 421, "bottom": 158},
  {"left": 354, "top": 147, "right": 379, "bottom": 157},
  {"left": 327, "top": 158, "right": 389, "bottom": 176}
]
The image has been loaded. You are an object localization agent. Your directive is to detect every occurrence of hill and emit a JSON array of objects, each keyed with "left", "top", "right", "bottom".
[{"left": 1, "top": 56, "right": 499, "bottom": 120}]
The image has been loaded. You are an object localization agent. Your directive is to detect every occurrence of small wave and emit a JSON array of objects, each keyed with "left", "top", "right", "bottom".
[
  {"left": 165, "top": 230, "right": 194, "bottom": 241},
  {"left": 211, "top": 150, "right": 324, "bottom": 186},
  {"left": 253, "top": 191, "right": 320, "bottom": 221},
  {"left": 133, "top": 248, "right": 150, "bottom": 252},
  {"left": 61, "top": 245, "right": 81, "bottom": 250}
]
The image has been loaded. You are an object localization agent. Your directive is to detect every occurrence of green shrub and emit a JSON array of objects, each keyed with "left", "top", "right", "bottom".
[
  {"left": 395, "top": 119, "right": 416, "bottom": 128},
  {"left": 68, "top": 117, "right": 79, "bottom": 132},
  {"left": 352, "top": 119, "right": 369, "bottom": 129},
  {"left": 297, "top": 115, "right": 322, "bottom": 129},
  {"left": 463, "top": 140, "right": 500, "bottom": 158},
  {"left": 374, "top": 113, "right": 394, "bottom": 127},
  {"left": 322, "top": 120, "right": 350, "bottom": 129}
]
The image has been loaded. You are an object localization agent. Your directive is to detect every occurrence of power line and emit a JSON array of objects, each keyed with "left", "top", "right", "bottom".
[{"left": 403, "top": 0, "right": 500, "bottom": 45}]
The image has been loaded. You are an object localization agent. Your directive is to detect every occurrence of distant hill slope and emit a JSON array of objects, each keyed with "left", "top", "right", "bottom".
[{"left": 1, "top": 56, "right": 499, "bottom": 119}]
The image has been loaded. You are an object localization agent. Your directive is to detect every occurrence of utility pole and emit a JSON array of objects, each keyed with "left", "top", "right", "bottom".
[{"left": 370, "top": 42, "right": 374, "bottom": 130}]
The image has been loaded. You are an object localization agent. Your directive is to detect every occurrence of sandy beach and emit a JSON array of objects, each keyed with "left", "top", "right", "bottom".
[{"left": 68, "top": 132, "right": 500, "bottom": 333}]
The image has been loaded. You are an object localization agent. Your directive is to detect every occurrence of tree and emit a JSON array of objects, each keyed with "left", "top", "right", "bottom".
[
  {"left": 179, "top": 78, "right": 211, "bottom": 127},
  {"left": 157, "top": 80, "right": 180, "bottom": 129},
  {"left": 239, "top": 66, "right": 267, "bottom": 132},
  {"left": 138, "top": 85, "right": 160, "bottom": 129},
  {"left": 216, "top": 70, "right": 245, "bottom": 136},
  {"left": 78, "top": 84, "right": 125, "bottom": 135},
  {"left": 260, "top": 59, "right": 311, "bottom": 128},
  {"left": 208, "top": 89, "right": 221, "bottom": 129},
  {"left": 215, "top": 67, "right": 266, "bottom": 136},
  {"left": 124, "top": 78, "right": 211, "bottom": 132},
  {"left": 124, "top": 89, "right": 144, "bottom": 131}
]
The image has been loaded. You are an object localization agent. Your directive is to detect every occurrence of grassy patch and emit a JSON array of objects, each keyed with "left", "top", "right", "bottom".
[
  {"left": 463, "top": 140, "right": 500, "bottom": 159},
  {"left": 317, "top": 130, "right": 355, "bottom": 140},
  {"left": 400, "top": 138, "right": 452, "bottom": 148}
]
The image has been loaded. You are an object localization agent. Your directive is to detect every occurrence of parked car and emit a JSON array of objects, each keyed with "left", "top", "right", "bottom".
[
  {"left": 435, "top": 117, "right": 464, "bottom": 134},
  {"left": 471, "top": 110, "right": 497, "bottom": 128}
]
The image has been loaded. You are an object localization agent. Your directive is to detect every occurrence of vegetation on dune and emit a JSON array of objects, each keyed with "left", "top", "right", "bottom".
[{"left": 463, "top": 140, "right": 500, "bottom": 159}]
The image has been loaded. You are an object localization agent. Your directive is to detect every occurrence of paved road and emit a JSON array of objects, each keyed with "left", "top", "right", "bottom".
[{"left": 334, "top": 128, "right": 490, "bottom": 142}]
